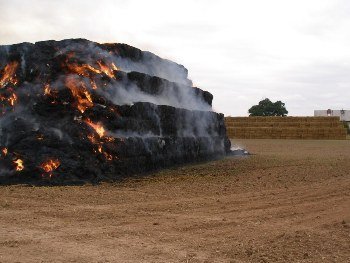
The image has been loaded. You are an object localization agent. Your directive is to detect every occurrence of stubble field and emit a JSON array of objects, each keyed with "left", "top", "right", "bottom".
[{"left": 1, "top": 139, "right": 349, "bottom": 262}]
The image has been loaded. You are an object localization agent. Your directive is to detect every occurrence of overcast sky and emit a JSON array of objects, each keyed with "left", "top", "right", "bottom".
[{"left": 1, "top": 0, "right": 349, "bottom": 116}]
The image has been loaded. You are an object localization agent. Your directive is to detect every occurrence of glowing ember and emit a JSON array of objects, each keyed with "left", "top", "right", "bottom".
[
  {"left": 65, "top": 77, "right": 93, "bottom": 113},
  {"left": 87, "top": 134, "right": 98, "bottom": 144},
  {"left": 8, "top": 93, "right": 17, "bottom": 106},
  {"left": 40, "top": 159, "right": 60, "bottom": 173},
  {"left": 97, "top": 145, "right": 113, "bottom": 161},
  {"left": 104, "top": 152, "right": 113, "bottom": 161},
  {"left": 14, "top": 158, "right": 24, "bottom": 171},
  {"left": 1, "top": 148, "right": 7, "bottom": 156},
  {"left": 109, "top": 107, "right": 121, "bottom": 117},
  {"left": 105, "top": 136, "right": 115, "bottom": 142},
  {"left": 0, "top": 61, "right": 19, "bottom": 88},
  {"left": 85, "top": 119, "right": 105, "bottom": 138},
  {"left": 44, "top": 84, "right": 51, "bottom": 95},
  {"left": 0, "top": 89, "right": 17, "bottom": 107},
  {"left": 90, "top": 79, "right": 97, "bottom": 90}
]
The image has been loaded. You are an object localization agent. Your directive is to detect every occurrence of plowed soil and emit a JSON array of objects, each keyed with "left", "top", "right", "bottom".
[{"left": 1, "top": 139, "right": 350, "bottom": 262}]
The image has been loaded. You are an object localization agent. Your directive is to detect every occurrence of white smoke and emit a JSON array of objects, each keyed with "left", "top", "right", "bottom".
[
  {"left": 114, "top": 52, "right": 192, "bottom": 86},
  {"left": 53, "top": 40, "right": 207, "bottom": 111},
  {"left": 99, "top": 79, "right": 211, "bottom": 112}
]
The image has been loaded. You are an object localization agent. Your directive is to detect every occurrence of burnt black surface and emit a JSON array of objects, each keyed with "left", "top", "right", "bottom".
[{"left": 0, "top": 39, "right": 230, "bottom": 185}]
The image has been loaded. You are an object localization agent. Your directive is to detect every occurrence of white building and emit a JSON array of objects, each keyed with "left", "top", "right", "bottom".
[{"left": 314, "top": 109, "right": 350, "bottom": 122}]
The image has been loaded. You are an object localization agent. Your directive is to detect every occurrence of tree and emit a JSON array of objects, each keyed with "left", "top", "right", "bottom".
[{"left": 248, "top": 98, "right": 288, "bottom": 116}]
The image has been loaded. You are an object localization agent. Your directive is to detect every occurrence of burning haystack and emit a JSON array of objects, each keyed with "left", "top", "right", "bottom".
[{"left": 0, "top": 39, "right": 231, "bottom": 185}]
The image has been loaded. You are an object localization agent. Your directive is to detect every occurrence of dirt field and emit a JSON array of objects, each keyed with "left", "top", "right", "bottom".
[{"left": 1, "top": 140, "right": 350, "bottom": 263}]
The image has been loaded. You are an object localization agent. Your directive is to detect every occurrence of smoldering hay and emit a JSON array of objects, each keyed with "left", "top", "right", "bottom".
[{"left": 0, "top": 39, "right": 231, "bottom": 185}]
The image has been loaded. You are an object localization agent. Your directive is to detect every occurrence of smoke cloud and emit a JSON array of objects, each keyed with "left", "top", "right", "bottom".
[{"left": 0, "top": 39, "right": 230, "bottom": 183}]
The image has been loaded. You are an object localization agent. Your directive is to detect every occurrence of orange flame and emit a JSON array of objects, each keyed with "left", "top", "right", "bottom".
[
  {"left": 44, "top": 84, "right": 51, "bottom": 95},
  {"left": 40, "top": 159, "right": 60, "bottom": 173},
  {"left": 85, "top": 119, "right": 105, "bottom": 137},
  {"left": 96, "top": 60, "right": 118, "bottom": 78},
  {"left": 8, "top": 93, "right": 17, "bottom": 106},
  {"left": 97, "top": 145, "right": 113, "bottom": 161},
  {"left": 111, "top": 62, "right": 119, "bottom": 71},
  {"left": 66, "top": 63, "right": 101, "bottom": 78},
  {"left": 14, "top": 158, "right": 24, "bottom": 171},
  {"left": 64, "top": 54, "right": 118, "bottom": 79},
  {"left": 65, "top": 77, "right": 93, "bottom": 113},
  {"left": 0, "top": 62, "right": 19, "bottom": 88},
  {"left": 85, "top": 121, "right": 115, "bottom": 161},
  {"left": 0, "top": 89, "right": 17, "bottom": 107}
]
